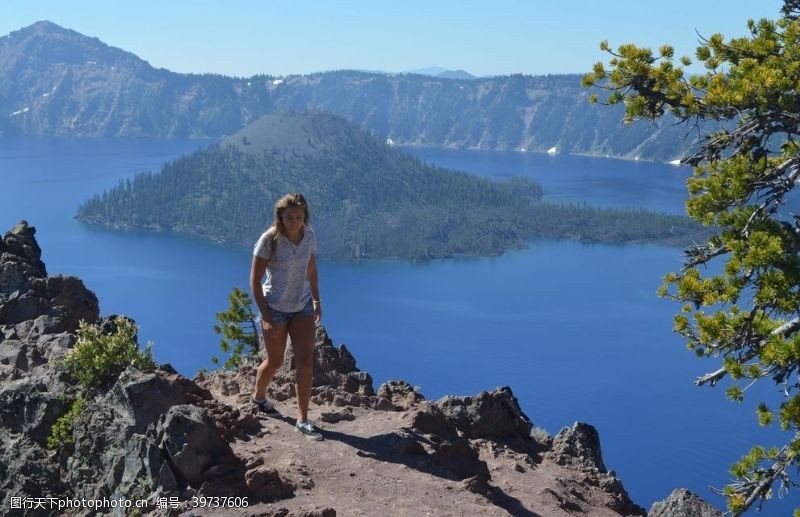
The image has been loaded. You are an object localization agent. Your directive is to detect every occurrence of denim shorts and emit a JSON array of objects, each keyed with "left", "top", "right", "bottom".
[{"left": 264, "top": 298, "right": 314, "bottom": 325}]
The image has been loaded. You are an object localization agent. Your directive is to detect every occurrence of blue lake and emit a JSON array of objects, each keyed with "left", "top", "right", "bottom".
[{"left": 1, "top": 137, "right": 795, "bottom": 514}]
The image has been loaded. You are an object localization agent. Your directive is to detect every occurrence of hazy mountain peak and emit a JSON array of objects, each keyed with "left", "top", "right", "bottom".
[
  {"left": 5, "top": 20, "right": 98, "bottom": 47},
  {"left": 222, "top": 111, "right": 369, "bottom": 158},
  {"left": 11, "top": 20, "right": 75, "bottom": 37},
  {"left": 405, "top": 66, "right": 477, "bottom": 80},
  {"left": 1, "top": 20, "right": 146, "bottom": 69}
]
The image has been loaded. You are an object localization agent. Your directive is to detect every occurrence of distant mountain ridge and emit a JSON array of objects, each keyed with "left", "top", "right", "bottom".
[
  {"left": 405, "top": 67, "right": 478, "bottom": 80},
  {"left": 1, "top": 21, "right": 697, "bottom": 161}
]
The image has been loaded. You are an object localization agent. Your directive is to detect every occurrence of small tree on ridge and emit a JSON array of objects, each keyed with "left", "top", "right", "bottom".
[{"left": 213, "top": 287, "right": 260, "bottom": 369}]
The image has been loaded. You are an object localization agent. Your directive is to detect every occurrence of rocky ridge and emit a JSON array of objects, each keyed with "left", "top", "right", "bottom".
[
  {"left": 0, "top": 21, "right": 703, "bottom": 161},
  {"left": 0, "top": 221, "right": 718, "bottom": 515}
]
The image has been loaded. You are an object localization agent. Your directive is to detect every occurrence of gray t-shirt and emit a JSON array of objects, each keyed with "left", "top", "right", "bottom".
[{"left": 253, "top": 226, "right": 317, "bottom": 312}]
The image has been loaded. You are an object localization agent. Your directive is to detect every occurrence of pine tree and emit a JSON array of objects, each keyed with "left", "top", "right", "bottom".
[
  {"left": 212, "top": 287, "right": 261, "bottom": 369},
  {"left": 584, "top": 2, "right": 800, "bottom": 514}
]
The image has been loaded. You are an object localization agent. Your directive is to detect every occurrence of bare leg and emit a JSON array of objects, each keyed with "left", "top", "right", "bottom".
[
  {"left": 253, "top": 319, "right": 288, "bottom": 400},
  {"left": 288, "top": 315, "right": 316, "bottom": 422}
]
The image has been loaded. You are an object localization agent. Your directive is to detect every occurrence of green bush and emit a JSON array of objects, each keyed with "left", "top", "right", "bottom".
[
  {"left": 46, "top": 396, "right": 85, "bottom": 449},
  {"left": 59, "top": 317, "right": 155, "bottom": 391}
]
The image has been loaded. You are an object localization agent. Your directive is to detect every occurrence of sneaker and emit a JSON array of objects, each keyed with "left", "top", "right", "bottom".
[
  {"left": 251, "top": 395, "right": 279, "bottom": 415},
  {"left": 295, "top": 420, "right": 323, "bottom": 441}
]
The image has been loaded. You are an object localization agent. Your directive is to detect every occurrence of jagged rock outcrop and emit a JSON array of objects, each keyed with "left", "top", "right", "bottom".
[
  {"left": 433, "top": 386, "right": 533, "bottom": 440},
  {"left": 199, "top": 327, "right": 404, "bottom": 412},
  {"left": 0, "top": 221, "right": 98, "bottom": 333},
  {"left": 648, "top": 489, "right": 724, "bottom": 517},
  {"left": 376, "top": 380, "right": 424, "bottom": 410},
  {"left": 0, "top": 222, "right": 291, "bottom": 515},
  {"left": 0, "top": 222, "right": 97, "bottom": 386},
  {"left": 0, "top": 221, "right": 724, "bottom": 516},
  {"left": 550, "top": 421, "right": 607, "bottom": 471},
  {"left": 402, "top": 389, "right": 646, "bottom": 515}
]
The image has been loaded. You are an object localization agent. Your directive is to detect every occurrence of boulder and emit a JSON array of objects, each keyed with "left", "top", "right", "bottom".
[
  {"left": 67, "top": 398, "right": 129, "bottom": 500},
  {"left": 0, "top": 377, "right": 66, "bottom": 446},
  {"left": 0, "top": 339, "right": 29, "bottom": 370},
  {"left": 2, "top": 221, "right": 47, "bottom": 277},
  {"left": 0, "top": 221, "right": 98, "bottom": 332},
  {"left": 108, "top": 366, "right": 212, "bottom": 434},
  {"left": 279, "top": 326, "right": 374, "bottom": 396},
  {"left": 245, "top": 466, "right": 297, "bottom": 501},
  {"left": 115, "top": 433, "right": 162, "bottom": 501},
  {"left": 649, "top": 488, "right": 724, "bottom": 517},
  {"left": 45, "top": 274, "right": 99, "bottom": 332},
  {"left": 0, "top": 431, "right": 65, "bottom": 514},
  {"left": 550, "top": 421, "right": 606, "bottom": 472},
  {"left": 405, "top": 401, "right": 493, "bottom": 483},
  {"left": 434, "top": 386, "right": 532, "bottom": 440},
  {"left": 157, "top": 404, "right": 245, "bottom": 492},
  {"left": 429, "top": 437, "right": 491, "bottom": 481},
  {"left": 408, "top": 402, "right": 459, "bottom": 441},
  {"left": 376, "top": 380, "right": 425, "bottom": 410}
]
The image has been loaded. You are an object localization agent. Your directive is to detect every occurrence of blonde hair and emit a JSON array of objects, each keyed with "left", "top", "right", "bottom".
[{"left": 267, "top": 193, "right": 310, "bottom": 260}]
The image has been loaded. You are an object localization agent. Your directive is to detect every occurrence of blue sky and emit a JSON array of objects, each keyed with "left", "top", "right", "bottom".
[{"left": 1, "top": 1, "right": 785, "bottom": 77}]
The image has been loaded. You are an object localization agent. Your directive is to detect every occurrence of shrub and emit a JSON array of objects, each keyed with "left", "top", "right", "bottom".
[
  {"left": 46, "top": 396, "right": 85, "bottom": 449},
  {"left": 59, "top": 316, "right": 155, "bottom": 391},
  {"left": 530, "top": 426, "right": 552, "bottom": 444}
]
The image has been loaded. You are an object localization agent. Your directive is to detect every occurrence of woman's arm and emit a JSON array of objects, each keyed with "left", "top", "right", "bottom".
[
  {"left": 307, "top": 253, "right": 321, "bottom": 323},
  {"left": 250, "top": 255, "right": 270, "bottom": 322}
]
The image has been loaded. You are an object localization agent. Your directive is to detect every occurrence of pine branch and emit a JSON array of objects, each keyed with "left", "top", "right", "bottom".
[
  {"left": 696, "top": 316, "right": 800, "bottom": 386},
  {"left": 721, "top": 437, "right": 798, "bottom": 514}
]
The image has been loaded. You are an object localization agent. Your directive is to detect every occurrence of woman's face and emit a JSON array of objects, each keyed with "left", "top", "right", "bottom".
[{"left": 281, "top": 206, "right": 306, "bottom": 235}]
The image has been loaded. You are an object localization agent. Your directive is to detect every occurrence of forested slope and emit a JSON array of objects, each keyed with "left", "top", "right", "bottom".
[{"left": 77, "top": 113, "right": 708, "bottom": 260}]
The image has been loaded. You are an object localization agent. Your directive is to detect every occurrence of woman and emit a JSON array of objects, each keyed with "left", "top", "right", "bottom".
[{"left": 250, "top": 193, "right": 323, "bottom": 441}]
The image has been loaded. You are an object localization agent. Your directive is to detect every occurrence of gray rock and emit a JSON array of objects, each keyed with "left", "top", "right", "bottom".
[
  {"left": 408, "top": 402, "right": 459, "bottom": 441},
  {"left": 45, "top": 274, "right": 99, "bottom": 331},
  {"left": 0, "top": 263, "right": 33, "bottom": 304},
  {"left": 280, "top": 326, "right": 374, "bottom": 396},
  {"left": 115, "top": 433, "right": 161, "bottom": 501},
  {"left": 67, "top": 400, "right": 129, "bottom": 500},
  {"left": 0, "top": 431, "right": 65, "bottom": 515},
  {"left": 551, "top": 421, "right": 606, "bottom": 472},
  {"left": 108, "top": 367, "right": 212, "bottom": 434},
  {"left": 35, "top": 332, "right": 76, "bottom": 363},
  {"left": 0, "top": 223, "right": 257, "bottom": 510},
  {"left": 157, "top": 404, "right": 239, "bottom": 488},
  {"left": 649, "top": 488, "right": 723, "bottom": 517},
  {"left": 245, "top": 466, "right": 296, "bottom": 501},
  {"left": 1, "top": 222, "right": 97, "bottom": 333},
  {"left": 431, "top": 386, "right": 532, "bottom": 440},
  {"left": 430, "top": 437, "right": 491, "bottom": 481},
  {"left": 0, "top": 339, "right": 28, "bottom": 369},
  {"left": 0, "top": 377, "right": 66, "bottom": 446},
  {"left": 376, "top": 380, "right": 425, "bottom": 410},
  {"left": 319, "top": 408, "right": 356, "bottom": 423},
  {"left": 3, "top": 294, "right": 48, "bottom": 325},
  {"left": 405, "top": 401, "right": 492, "bottom": 482},
  {"left": 27, "top": 314, "right": 62, "bottom": 339},
  {"left": 158, "top": 459, "right": 178, "bottom": 491},
  {"left": 2, "top": 222, "right": 47, "bottom": 277}
]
